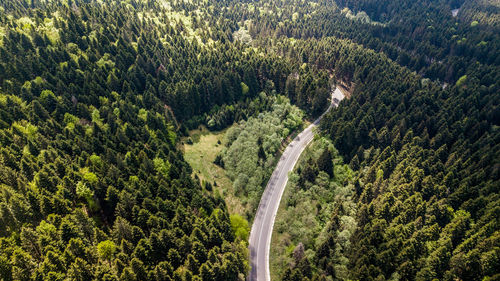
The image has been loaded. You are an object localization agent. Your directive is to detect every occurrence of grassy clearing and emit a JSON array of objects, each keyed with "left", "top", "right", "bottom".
[{"left": 183, "top": 126, "right": 245, "bottom": 215}]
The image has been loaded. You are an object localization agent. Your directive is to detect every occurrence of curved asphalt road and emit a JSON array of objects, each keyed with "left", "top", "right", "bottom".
[{"left": 248, "top": 87, "right": 344, "bottom": 281}]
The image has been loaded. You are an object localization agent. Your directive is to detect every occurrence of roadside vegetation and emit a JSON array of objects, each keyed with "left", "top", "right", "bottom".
[
  {"left": 218, "top": 94, "right": 304, "bottom": 220},
  {"left": 270, "top": 137, "right": 356, "bottom": 280}
]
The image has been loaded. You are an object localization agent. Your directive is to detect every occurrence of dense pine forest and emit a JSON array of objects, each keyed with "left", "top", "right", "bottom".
[{"left": 0, "top": 0, "right": 498, "bottom": 280}]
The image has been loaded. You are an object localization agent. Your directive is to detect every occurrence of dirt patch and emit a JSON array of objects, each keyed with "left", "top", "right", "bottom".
[{"left": 338, "top": 81, "right": 354, "bottom": 99}]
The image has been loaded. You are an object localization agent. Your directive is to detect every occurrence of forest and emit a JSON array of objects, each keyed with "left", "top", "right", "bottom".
[{"left": 0, "top": 0, "right": 498, "bottom": 280}]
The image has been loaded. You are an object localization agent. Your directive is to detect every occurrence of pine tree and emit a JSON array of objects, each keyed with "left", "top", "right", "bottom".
[{"left": 317, "top": 148, "right": 333, "bottom": 178}]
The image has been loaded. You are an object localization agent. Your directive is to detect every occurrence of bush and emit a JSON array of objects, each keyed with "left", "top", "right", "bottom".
[
  {"left": 230, "top": 214, "right": 250, "bottom": 241},
  {"left": 213, "top": 154, "right": 224, "bottom": 168}
]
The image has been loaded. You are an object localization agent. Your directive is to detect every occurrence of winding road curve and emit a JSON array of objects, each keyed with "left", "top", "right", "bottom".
[{"left": 248, "top": 86, "right": 344, "bottom": 281}]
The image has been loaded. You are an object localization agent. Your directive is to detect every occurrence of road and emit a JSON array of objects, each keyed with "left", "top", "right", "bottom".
[{"left": 248, "top": 86, "right": 344, "bottom": 281}]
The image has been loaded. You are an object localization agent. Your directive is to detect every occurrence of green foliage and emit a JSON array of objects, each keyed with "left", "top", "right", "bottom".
[
  {"left": 153, "top": 157, "right": 171, "bottom": 176},
  {"left": 63, "top": 113, "right": 79, "bottom": 130},
  {"left": 89, "top": 154, "right": 103, "bottom": 168},
  {"left": 76, "top": 181, "right": 93, "bottom": 200},
  {"left": 97, "top": 240, "right": 116, "bottom": 261},
  {"left": 12, "top": 121, "right": 37, "bottom": 140},
  {"left": 39, "top": 90, "right": 56, "bottom": 107},
  {"left": 138, "top": 108, "right": 148, "bottom": 122},
  {"left": 241, "top": 82, "right": 250, "bottom": 96},
  {"left": 317, "top": 148, "right": 334, "bottom": 178},
  {"left": 221, "top": 96, "right": 304, "bottom": 216},
  {"left": 82, "top": 171, "right": 98, "bottom": 185},
  {"left": 456, "top": 75, "right": 468, "bottom": 87},
  {"left": 0, "top": 1, "right": 250, "bottom": 279},
  {"left": 314, "top": 15, "right": 499, "bottom": 280},
  {"left": 0, "top": 0, "right": 497, "bottom": 280},
  {"left": 230, "top": 214, "right": 250, "bottom": 241},
  {"left": 196, "top": 90, "right": 277, "bottom": 131},
  {"left": 273, "top": 137, "right": 355, "bottom": 279}
]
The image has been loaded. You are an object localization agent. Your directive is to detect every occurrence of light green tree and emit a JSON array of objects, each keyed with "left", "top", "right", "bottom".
[{"left": 97, "top": 240, "right": 116, "bottom": 263}]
